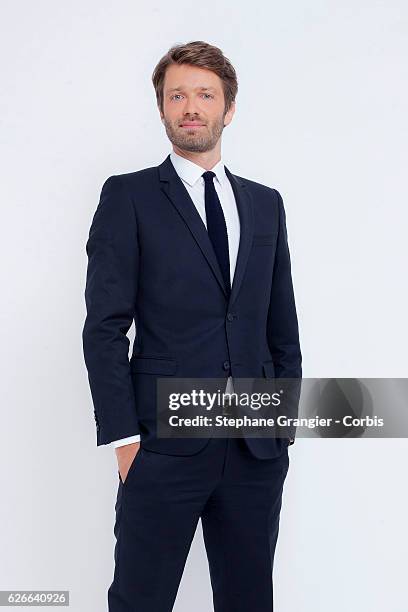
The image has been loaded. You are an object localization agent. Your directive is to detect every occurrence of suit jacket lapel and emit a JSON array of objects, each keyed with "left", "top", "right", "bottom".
[
  {"left": 224, "top": 165, "right": 254, "bottom": 306},
  {"left": 158, "top": 154, "right": 254, "bottom": 306}
]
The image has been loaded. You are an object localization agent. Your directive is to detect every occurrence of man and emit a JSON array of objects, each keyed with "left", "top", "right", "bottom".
[{"left": 82, "top": 40, "right": 302, "bottom": 611}]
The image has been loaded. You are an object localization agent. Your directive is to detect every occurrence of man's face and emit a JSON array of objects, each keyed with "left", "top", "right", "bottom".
[{"left": 160, "top": 63, "right": 235, "bottom": 153}]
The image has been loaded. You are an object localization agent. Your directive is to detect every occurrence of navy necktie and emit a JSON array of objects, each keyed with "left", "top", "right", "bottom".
[{"left": 202, "top": 171, "right": 231, "bottom": 296}]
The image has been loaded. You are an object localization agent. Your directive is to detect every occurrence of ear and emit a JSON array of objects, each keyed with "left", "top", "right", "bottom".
[{"left": 224, "top": 100, "right": 236, "bottom": 127}]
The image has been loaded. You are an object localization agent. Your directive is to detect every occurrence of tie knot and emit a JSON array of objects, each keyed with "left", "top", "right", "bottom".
[{"left": 202, "top": 170, "right": 216, "bottom": 183}]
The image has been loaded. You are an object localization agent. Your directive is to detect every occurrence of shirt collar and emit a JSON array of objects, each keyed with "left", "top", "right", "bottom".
[{"left": 170, "top": 150, "right": 227, "bottom": 188}]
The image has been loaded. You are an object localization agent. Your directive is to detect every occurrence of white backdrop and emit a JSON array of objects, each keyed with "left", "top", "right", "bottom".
[{"left": 1, "top": 1, "right": 407, "bottom": 610}]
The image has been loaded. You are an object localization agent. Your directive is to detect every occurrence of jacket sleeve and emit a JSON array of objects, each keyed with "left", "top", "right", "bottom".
[
  {"left": 82, "top": 175, "right": 141, "bottom": 445},
  {"left": 267, "top": 190, "right": 302, "bottom": 444}
]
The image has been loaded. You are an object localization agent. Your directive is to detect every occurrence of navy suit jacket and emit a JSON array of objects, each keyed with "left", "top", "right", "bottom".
[{"left": 82, "top": 154, "right": 302, "bottom": 458}]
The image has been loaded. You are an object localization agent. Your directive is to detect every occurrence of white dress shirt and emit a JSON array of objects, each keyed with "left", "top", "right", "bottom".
[{"left": 112, "top": 150, "right": 241, "bottom": 448}]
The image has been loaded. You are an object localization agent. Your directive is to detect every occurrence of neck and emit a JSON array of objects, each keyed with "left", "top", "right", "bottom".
[{"left": 172, "top": 146, "right": 221, "bottom": 171}]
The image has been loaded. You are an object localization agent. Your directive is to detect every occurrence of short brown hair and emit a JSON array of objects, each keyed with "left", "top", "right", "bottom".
[{"left": 152, "top": 40, "right": 238, "bottom": 115}]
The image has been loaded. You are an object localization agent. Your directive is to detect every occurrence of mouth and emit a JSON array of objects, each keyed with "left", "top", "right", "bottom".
[{"left": 180, "top": 123, "right": 206, "bottom": 129}]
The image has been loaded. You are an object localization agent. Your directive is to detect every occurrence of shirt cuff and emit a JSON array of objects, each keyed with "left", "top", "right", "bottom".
[{"left": 112, "top": 435, "right": 141, "bottom": 448}]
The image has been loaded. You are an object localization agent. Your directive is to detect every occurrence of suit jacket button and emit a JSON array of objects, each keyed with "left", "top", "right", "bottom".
[
  {"left": 223, "top": 361, "right": 230, "bottom": 371},
  {"left": 227, "top": 313, "right": 234, "bottom": 322}
]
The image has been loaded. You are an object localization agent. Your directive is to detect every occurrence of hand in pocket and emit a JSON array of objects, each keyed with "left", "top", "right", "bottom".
[{"left": 116, "top": 442, "right": 141, "bottom": 484}]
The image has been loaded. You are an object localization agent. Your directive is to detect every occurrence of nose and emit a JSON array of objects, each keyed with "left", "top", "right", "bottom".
[{"left": 182, "top": 96, "right": 201, "bottom": 117}]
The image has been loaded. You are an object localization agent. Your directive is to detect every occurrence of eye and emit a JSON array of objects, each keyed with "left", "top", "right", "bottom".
[{"left": 169, "top": 93, "right": 214, "bottom": 101}]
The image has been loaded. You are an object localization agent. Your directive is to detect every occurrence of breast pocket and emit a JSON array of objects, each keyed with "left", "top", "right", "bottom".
[{"left": 252, "top": 234, "right": 275, "bottom": 246}]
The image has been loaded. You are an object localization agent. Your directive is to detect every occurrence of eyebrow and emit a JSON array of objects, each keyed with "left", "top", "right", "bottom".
[{"left": 167, "top": 86, "right": 217, "bottom": 93}]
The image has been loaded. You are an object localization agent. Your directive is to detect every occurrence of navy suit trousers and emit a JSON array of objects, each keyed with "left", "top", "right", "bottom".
[{"left": 107, "top": 437, "right": 289, "bottom": 611}]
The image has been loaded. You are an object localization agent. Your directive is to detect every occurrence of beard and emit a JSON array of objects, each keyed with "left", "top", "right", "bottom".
[{"left": 162, "top": 114, "right": 225, "bottom": 153}]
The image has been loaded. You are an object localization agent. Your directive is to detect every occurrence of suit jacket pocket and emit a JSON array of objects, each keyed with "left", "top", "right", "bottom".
[
  {"left": 130, "top": 356, "right": 177, "bottom": 375},
  {"left": 252, "top": 234, "right": 275, "bottom": 246}
]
